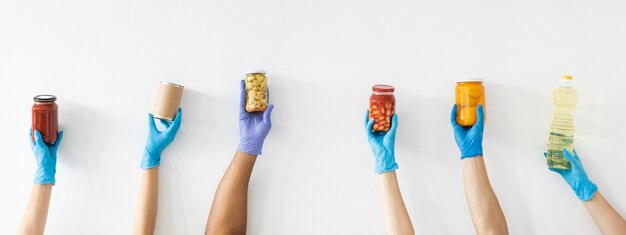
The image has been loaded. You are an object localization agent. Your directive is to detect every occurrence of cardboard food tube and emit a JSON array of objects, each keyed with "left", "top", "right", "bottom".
[{"left": 153, "top": 81, "right": 184, "bottom": 121}]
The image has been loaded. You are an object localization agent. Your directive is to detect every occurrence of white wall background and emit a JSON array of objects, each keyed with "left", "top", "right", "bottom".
[{"left": 1, "top": 0, "right": 625, "bottom": 234}]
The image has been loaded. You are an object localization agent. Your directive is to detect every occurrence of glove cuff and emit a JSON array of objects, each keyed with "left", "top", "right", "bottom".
[
  {"left": 141, "top": 149, "right": 161, "bottom": 169},
  {"left": 374, "top": 153, "right": 399, "bottom": 174},
  {"left": 238, "top": 138, "right": 264, "bottom": 156},
  {"left": 461, "top": 147, "right": 483, "bottom": 159},
  {"left": 577, "top": 182, "right": 598, "bottom": 202},
  {"left": 33, "top": 169, "right": 55, "bottom": 185}
]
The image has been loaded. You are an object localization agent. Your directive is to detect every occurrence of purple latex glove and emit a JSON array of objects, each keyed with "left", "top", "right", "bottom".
[{"left": 237, "top": 80, "right": 274, "bottom": 155}]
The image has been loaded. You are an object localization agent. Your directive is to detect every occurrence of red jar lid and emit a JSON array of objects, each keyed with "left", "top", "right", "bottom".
[{"left": 372, "top": 84, "right": 395, "bottom": 92}]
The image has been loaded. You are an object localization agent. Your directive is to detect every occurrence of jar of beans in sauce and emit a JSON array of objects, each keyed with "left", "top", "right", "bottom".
[
  {"left": 369, "top": 85, "right": 395, "bottom": 132},
  {"left": 32, "top": 95, "right": 58, "bottom": 144}
]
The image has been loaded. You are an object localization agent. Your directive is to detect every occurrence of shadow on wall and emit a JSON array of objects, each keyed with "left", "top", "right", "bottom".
[
  {"left": 154, "top": 88, "right": 214, "bottom": 235},
  {"left": 56, "top": 101, "right": 114, "bottom": 217},
  {"left": 246, "top": 74, "right": 322, "bottom": 233},
  {"left": 484, "top": 80, "right": 549, "bottom": 233}
]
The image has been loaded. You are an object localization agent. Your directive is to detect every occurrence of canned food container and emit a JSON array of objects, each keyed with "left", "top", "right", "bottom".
[
  {"left": 153, "top": 82, "right": 184, "bottom": 121},
  {"left": 369, "top": 85, "right": 396, "bottom": 132},
  {"left": 32, "top": 95, "right": 58, "bottom": 144},
  {"left": 244, "top": 70, "right": 268, "bottom": 112},
  {"left": 455, "top": 79, "right": 486, "bottom": 127}
]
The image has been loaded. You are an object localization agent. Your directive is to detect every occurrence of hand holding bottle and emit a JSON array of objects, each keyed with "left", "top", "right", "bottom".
[
  {"left": 238, "top": 80, "right": 274, "bottom": 156},
  {"left": 365, "top": 110, "right": 399, "bottom": 173},
  {"left": 450, "top": 104, "right": 484, "bottom": 159},
  {"left": 141, "top": 108, "right": 182, "bottom": 169},
  {"left": 544, "top": 149, "right": 597, "bottom": 201},
  {"left": 30, "top": 129, "right": 64, "bottom": 185}
]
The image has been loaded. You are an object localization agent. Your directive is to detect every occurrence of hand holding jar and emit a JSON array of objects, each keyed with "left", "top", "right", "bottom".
[
  {"left": 142, "top": 108, "right": 183, "bottom": 169},
  {"left": 365, "top": 110, "right": 399, "bottom": 174},
  {"left": 238, "top": 80, "right": 274, "bottom": 156},
  {"left": 29, "top": 129, "right": 64, "bottom": 185},
  {"left": 451, "top": 104, "right": 484, "bottom": 159}
]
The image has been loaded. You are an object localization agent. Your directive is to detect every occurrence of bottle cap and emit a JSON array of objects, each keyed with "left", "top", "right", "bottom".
[
  {"left": 562, "top": 74, "right": 573, "bottom": 80},
  {"left": 372, "top": 84, "right": 395, "bottom": 92}
]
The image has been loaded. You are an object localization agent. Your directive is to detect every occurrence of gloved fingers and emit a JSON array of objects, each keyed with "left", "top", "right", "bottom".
[
  {"left": 388, "top": 114, "right": 399, "bottom": 135},
  {"left": 33, "top": 130, "right": 46, "bottom": 147},
  {"left": 159, "top": 119, "right": 171, "bottom": 128},
  {"left": 29, "top": 128, "right": 35, "bottom": 147},
  {"left": 562, "top": 148, "right": 574, "bottom": 162},
  {"left": 572, "top": 149, "right": 581, "bottom": 162},
  {"left": 543, "top": 152, "right": 547, "bottom": 158},
  {"left": 168, "top": 108, "right": 183, "bottom": 134},
  {"left": 450, "top": 104, "right": 461, "bottom": 129},
  {"left": 475, "top": 105, "right": 485, "bottom": 128},
  {"left": 147, "top": 113, "right": 159, "bottom": 133},
  {"left": 364, "top": 110, "right": 370, "bottom": 128},
  {"left": 563, "top": 148, "right": 581, "bottom": 165},
  {"left": 262, "top": 105, "right": 274, "bottom": 127},
  {"left": 239, "top": 80, "right": 247, "bottom": 115},
  {"left": 52, "top": 130, "right": 64, "bottom": 149},
  {"left": 365, "top": 118, "right": 375, "bottom": 135}
]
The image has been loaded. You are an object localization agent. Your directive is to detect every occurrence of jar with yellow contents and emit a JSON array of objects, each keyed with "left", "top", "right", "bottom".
[
  {"left": 244, "top": 70, "right": 268, "bottom": 112},
  {"left": 455, "top": 79, "right": 486, "bottom": 127}
]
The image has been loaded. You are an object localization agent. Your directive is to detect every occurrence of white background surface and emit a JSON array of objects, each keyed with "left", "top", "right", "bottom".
[{"left": 1, "top": 0, "right": 625, "bottom": 234}]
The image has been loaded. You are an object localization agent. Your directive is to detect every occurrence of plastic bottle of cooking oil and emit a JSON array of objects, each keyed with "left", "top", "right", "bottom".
[{"left": 547, "top": 74, "right": 578, "bottom": 170}]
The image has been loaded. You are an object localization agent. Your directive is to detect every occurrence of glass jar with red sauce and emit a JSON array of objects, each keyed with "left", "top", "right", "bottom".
[
  {"left": 369, "top": 85, "right": 396, "bottom": 131},
  {"left": 32, "top": 95, "right": 58, "bottom": 144}
]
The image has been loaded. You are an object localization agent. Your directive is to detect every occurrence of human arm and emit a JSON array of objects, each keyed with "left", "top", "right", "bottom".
[
  {"left": 133, "top": 109, "right": 182, "bottom": 235},
  {"left": 584, "top": 191, "right": 626, "bottom": 234},
  {"left": 365, "top": 111, "right": 414, "bottom": 235},
  {"left": 205, "top": 80, "right": 274, "bottom": 235},
  {"left": 17, "top": 130, "right": 63, "bottom": 235},
  {"left": 548, "top": 149, "right": 626, "bottom": 234},
  {"left": 378, "top": 171, "right": 415, "bottom": 235},
  {"left": 133, "top": 168, "right": 159, "bottom": 235},
  {"left": 205, "top": 151, "right": 257, "bottom": 235},
  {"left": 451, "top": 105, "right": 508, "bottom": 235},
  {"left": 461, "top": 157, "right": 508, "bottom": 235}
]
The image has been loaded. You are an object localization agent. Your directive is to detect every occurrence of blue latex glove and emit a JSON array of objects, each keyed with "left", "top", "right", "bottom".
[
  {"left": 238, "top": 80, "right": 274, "bottom": 155},
  {"left": 544, "top": 149, "right": 598, "bottom": 202},
  {"left": 141, "top": 108, "right": 182, "bottom": 169},
  {"left": 450, "top": 104, "right": 484, "bottom": 159},
  {"left": 29, "top": 129, "right": 64, "bottom": 185},
  {"left": 364, "top": 110, "right": 399, "bottom": 174}
]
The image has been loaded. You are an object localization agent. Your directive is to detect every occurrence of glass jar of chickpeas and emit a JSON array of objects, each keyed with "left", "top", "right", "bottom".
[{"left": 244, "top": 70, "right": 268, "bottom": 112}]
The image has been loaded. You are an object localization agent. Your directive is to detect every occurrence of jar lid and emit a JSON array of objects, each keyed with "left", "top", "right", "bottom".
[
  {"left": 245, "top": 70, "right": 266, "bottom": 74},
  {"left": 372, "top": 84, "right": 395, "bottom": 92},
  {"left": 456, "top": 78, "right": 484, "bottom": 83},
  {"left": 33, "top": 94, "right": 57, "bottom": 102}
]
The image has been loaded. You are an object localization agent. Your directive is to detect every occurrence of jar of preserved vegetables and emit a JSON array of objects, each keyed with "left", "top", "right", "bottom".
[
  {"left": 369, "top": 85, "right": 395, "bottom": 132},
  {"left": 244, "top": 70, "right": 268, "bottom": 112},
  {"left": 32, "top": 95, "right": 58, "bottom": 144},
  {"left": 455, "top": 79, "right": 486, "bottom": 127}
]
